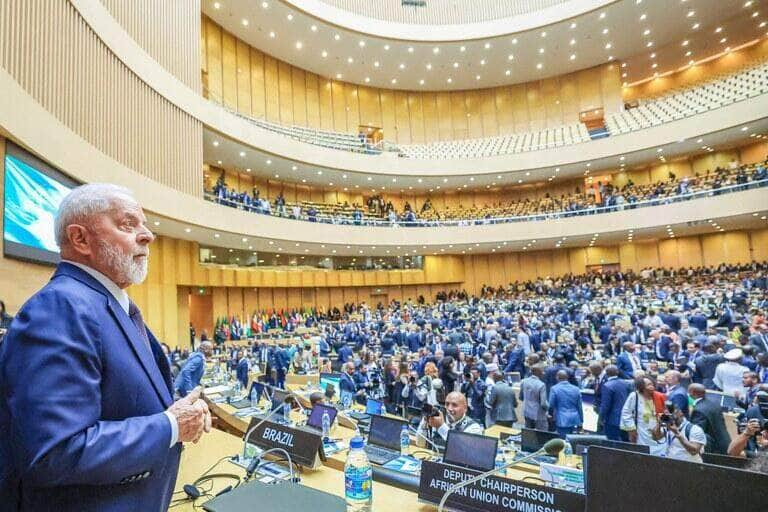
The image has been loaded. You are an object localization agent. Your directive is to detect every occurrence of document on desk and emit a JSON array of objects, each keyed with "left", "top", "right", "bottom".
[
  {"left": 204, "top": 385, "right": 231, "bottom": 395},
  {"left": 383, "top": 455, "right": 422, "bottom": 475},
  {"left": 322, "top": 440, "right": 348, "bottom": 456}
]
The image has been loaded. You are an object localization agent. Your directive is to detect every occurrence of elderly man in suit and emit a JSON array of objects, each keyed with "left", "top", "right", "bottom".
[
  {"left": 488, "top": 371, "right": 518, "bottom": 427},
  {"left": 0, "top": 184, "right": 211, "bottom": 511},
  {"left": 689, "top": 384, "right": 732, "bottom": 454}
]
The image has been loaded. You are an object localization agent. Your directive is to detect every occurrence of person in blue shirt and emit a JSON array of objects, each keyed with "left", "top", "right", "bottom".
[{"left": 175, "top": 341, "right": 213, "bottom": 397}]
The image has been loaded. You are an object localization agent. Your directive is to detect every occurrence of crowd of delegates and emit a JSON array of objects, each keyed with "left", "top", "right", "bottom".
[
  {"left": 177, "top": 261, "right": 768, "bottom": 464},
  {"left": 206, "top": 159, "right": 768, "bottom": 226}
]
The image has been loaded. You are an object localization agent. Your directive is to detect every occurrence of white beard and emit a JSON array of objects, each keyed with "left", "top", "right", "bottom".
[{"left": 96, "top": 240, "right": 148, "bottom": 285}]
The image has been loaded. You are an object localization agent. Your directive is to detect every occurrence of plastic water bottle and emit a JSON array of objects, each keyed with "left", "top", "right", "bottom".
[
  {"left": 345, "top": 437, "right": 372, "bottom": 512},
  {"left": 400, "top": 425, "right": 410, "bottom": 454},
  {"left": 322, "top": 410, "right": 331, "bottom": 440},
  {"left": 495, "top": 452, "right": 507, "bottom": 477},
  {"left": 283, "top": 401, "right": 291, "bottom": 423},
  {"left": 250, "top": 386, "right": 259, "bottom": 409},
  {"left": 233, "top": 380, "right": 241, "bottom": 397}
]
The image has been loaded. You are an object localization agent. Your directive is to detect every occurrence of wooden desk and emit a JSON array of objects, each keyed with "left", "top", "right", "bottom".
[{"left": 173, "top": 428, "right": 433, "bottom": 512}]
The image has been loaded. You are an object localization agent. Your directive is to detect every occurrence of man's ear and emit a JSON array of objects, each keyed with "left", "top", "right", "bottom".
[{"left": 65, "top": 224, "right": 93, "bottom": 257}]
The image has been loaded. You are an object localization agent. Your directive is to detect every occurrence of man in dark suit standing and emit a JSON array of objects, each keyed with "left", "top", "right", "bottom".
[
  {"left": 689, "top": 384, "right": 732, "bottom": 454},
  {"left": 693, "top": 341, "right": 725, "bottom": 389},
  {"left": 598, "top": 365, "right": 631, "bottom": 441},
  {"left": 0, "top": 184, "right": 210, "bottom": 511}
]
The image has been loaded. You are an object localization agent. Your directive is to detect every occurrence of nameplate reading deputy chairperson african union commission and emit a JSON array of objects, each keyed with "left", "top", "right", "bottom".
[{"left": 417, "top": 461, "right": 585, "bottom": 512}]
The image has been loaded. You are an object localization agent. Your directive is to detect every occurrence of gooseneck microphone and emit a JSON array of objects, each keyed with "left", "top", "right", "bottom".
[
  {"left": 436, "top": 438, "right": 565, "bottom": 512},
  {"left": 240, "top": 397, "right": 292, "bottom": 461}
]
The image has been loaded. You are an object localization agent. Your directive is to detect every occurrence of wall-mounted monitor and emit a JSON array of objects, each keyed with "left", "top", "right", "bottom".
[{"left": 3, "top": 142, "right": 77, "bottom": 265}]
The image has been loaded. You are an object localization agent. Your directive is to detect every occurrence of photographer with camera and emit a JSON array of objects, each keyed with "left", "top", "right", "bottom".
[
  {"left": 417, "top": 391, "right": 484, "bottom": 448},
  {"left": 651, "top": 401, "right": 707, "bottom": 462},
  {"left": 728, "top": 391, "right": 768, "bottom": 457}
]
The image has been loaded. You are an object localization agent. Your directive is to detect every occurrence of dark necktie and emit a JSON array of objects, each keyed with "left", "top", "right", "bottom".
[{"left": 128, "top": 301, "right": 151, "bottom": 352}]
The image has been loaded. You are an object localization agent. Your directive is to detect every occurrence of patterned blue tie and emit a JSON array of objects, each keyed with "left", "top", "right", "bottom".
[{"left": 128, "top": 301, "right": 151, "bottom": 352}]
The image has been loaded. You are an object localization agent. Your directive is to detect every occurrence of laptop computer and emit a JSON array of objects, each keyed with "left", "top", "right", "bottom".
[
  {"left": 364, "top": 414, "right": 408, "bottom": 465},
  {"left": 306, "top": 403, "right": 339, "bottom": 432},
  {"left": 443, "top": 431, "right": 498, "bottom": 472},
  {"left": 702, "top": 452, "right": 752, "bottom": 470},
  {"left": 520, "top": 428, "right": 561, "bottom": 453},
  {"left": 348, "top": 398, "right": 383, "bottom": 422}
]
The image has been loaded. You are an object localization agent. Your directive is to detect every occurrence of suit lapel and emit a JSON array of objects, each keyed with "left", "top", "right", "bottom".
[{"left": 108, "top": 299, "right": 173, "bottom": 408}]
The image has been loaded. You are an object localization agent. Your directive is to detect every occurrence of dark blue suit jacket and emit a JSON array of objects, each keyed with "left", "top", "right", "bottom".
[
  {"left": 174, "top": 351, "right": 205, "bottom": 397},
  {"left": 616, "top": 352, "right": 638, "bottom": 380},
  {"left": 599, "top": 377, "right": 631, "bottom": 427},
  {"left": 236, "top": 358, "right": 250, "bottom": 389},
  {"left": 0, "top": 263, "right": 179, "bottom": 512}
]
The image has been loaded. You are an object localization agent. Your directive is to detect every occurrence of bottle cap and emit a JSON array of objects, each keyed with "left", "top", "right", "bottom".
[{"left": 350, "top": 436, "right": 365, "bottom": 449}]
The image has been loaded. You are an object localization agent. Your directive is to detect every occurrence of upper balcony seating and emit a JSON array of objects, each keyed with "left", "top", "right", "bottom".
[
  {"left": 605, "top": 60, "right": 768, "bottom": 135},
  {"left": 208, "top": 59, "right": 767, "bottom": 159}
]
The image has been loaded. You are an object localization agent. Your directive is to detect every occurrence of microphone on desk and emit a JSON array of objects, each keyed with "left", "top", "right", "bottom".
[
  {"left": 409, "top": 422, "right": 442, "bottom": 455},
  {"left": 436, "top": 438, "right": 565, "bottom": 512}
]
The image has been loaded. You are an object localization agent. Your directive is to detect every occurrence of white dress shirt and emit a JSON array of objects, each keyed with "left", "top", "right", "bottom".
[{"left": 63, "top": 260, "right": 178, "bottom": 447}]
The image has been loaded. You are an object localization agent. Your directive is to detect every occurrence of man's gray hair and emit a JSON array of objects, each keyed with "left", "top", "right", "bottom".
[{"left": 54, "top": 183, "right": 135, "bottom": 248}]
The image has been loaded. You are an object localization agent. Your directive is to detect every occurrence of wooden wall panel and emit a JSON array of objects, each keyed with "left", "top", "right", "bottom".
[{"left": 291, "top": 68, "right": 307, "bottom": 126}]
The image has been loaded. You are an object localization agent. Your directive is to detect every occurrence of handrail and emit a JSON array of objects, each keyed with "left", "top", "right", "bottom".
[{"left": 204, "top": 177, "right": 768, "bottom": 228}]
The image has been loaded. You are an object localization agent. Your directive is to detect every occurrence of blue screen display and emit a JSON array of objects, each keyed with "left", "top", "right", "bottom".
[{"left": 3, "top": 149, "right": 74, "bottom": 264}]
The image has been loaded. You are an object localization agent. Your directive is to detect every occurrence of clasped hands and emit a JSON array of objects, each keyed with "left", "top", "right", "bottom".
[{"left": 167, "top": 386, "right": 212, "bottom": 443}]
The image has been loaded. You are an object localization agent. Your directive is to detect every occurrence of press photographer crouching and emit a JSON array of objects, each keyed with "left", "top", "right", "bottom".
[{"left": 417, "top": 391, "right": 483, "bottom": 450}]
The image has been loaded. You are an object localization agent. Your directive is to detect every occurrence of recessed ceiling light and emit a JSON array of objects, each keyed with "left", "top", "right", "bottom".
[
  {"left": 364, "top": 77, "right": 370, "bottom": 83},
  {"left": 347, "top": 57, "right": 354, "bottom": 63},
  {"left": 715, "top": 26, "right": 722, "bottom": 33},
  {"left": 570, "top": 54, "right": 576, "bottom": 60},
  {"left": 184, "top": 227, "right": 191, "bottom": 233},
  {"left": 154, "top": 220, "right": 161, "bottom": 226},
  {"left": 599, "top": 11, "right": 606, "bottom": 19},
  {"left": 217, "top": 160, "right": 222, "bottom": 165},
  {"left": 274, "top": 174, "right": 279, "bottom": 178},
  {"left": 432, "top": 47, "right": 440, "bottom": 54},
  {"left": 295, "top": 41, "right": 303, "bottom": 49},
  {"left": 650, "top": 52, "right": 656, "bottom": 58},
  {"left": 419, "top": 79, "right": 425, "bottom": 85},
  {"left": 570, "top": 22, "right": 577, "bottom": 29},
  {"left": 475, "top": 75, "right": 481, "bottom": 80},
  {"left": 446, "top": 77, "right": 452, "bottom": 83},
  {"left": 359, "top": 40, "right": 366, "bottom": 47},
  {"left": 373, "top": 61, "right": 380, "bottom": 67},
  {"left": 426, "top": 63, "right": 432, "bottom": 70},
  {"left": 241, "top": 19, "right": 249, "bottom": 26},
  {"left": 687, "top": 10, "right": 695, "bottom": 17},
  {"left": 391, "top": 78, "right": 397, "bottom": 84},
  {"left": 505, "top": 69, "right": 511, "bottom": 75},
  {"left": 213, "top": 2, "right": 220, "bottom": 9},
  {"left": 681, "top": 40, "right": 689, "bottom": 46},
  {"left": 646, "top": 41, "right": 653, "bottom": 47},
  {"left": 652, "top": 63, "right": 658, "bottom": 68},
  {"left": 269, "top": 31, "right": 276, "bottom": 38},
  {"left": 460, "top": 46, "right": 466, "bottom": 52},
  {"left": 511, "top": 38, "right": 518, "bottom": 44},
  {"left": 760, "top": 21, "right": 767, "bottom": 28},
  {"left": 239, "top": 151, "right": 246, "bottom": 157},
  {"left": 538, "top": 48, "right": 544, "bottom": 54},
  {"left": 310, "top": 24, "right": 317, "bottom": 32},
  {"left": 317, "top": 170, "right": 322, "bottom": 175},
  {"left": 399, "top": 63, "right": 405, "bottom": 69},
  {"left": 286, "top": 13, "right": 293, "bottom": 20},
  {"left": 367, "top": 177, "right": 372, "bottom": 181},
  {"left": 480, "top": 59, "right": 486, "bottom": 65},
  {"left": 384, "top": 44, "right": 390, "bottom": 50},
  {"left": 685, "top": 50, "right": 692, "bottom": 56},
  {"left": 484, "top": 42, "right": 491, "bottom": 49},
  {"left": 336, "top": 73, "right": 342, "bottom": 79},
  {"left": 745, "top": 0, "right": 753, "bottom": 6},
  {"left": 602, "top": 28, "right": 609, "bottom": 35},
  {"left": 261, "top": 1, "right": 268, "bottom": 7},
  {"left": 752, "top": 11, "right": 759, "bottom": 17},
  {"left": 720, "top": 37, "right": 727, "bottom": 43},
  {"left": 605, "top": 43, "right": 612, "bottom": 49},
  {"left": 570, "top": 38, "right": 576, "bottom": 45},
  {"left": 536, "top": 63, "right": 543, "bottom": 69},
  {"left": 212, "top": 140, "right": 219, "bottom": 146},
  {"left": 453, "top": 62, "right": 459, "bottom": 68},
  {"left": 643, "top": 29, "right": 651, "bottom": 36},
  {"left": 639, "top": 13, "right": 647, "bottom": 21}
]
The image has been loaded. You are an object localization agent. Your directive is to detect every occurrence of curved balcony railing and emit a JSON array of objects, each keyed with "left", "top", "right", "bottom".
[{"left": 204, "top": 177, "right": 768, "bottom": 228}]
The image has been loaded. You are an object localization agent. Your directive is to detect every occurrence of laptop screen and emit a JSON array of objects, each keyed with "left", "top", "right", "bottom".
[
  {"left": 319, "top": 372, "right": 341, "bottom": 399},
  {"left": 306, "top": 403, "right": 338, "bottom": 431},
  {"left": 270, "top": 389, "right": 290, "bottom": 411},
  {"left": 368, "top": 415, "right": 407, "bottom": 451},
  {"left": 443, "top": 431, "right": 498, "bottom": 472},
  {"left": 521, "top": 428, "right": 560, "bottom": 453},
  {"left": 365, "top": 398, "right": 383, "bottom": 415}
]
